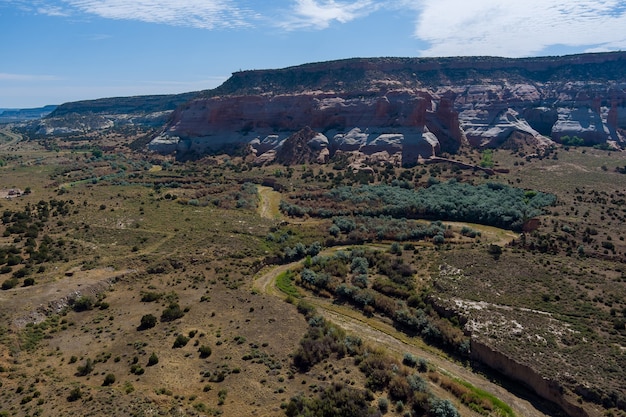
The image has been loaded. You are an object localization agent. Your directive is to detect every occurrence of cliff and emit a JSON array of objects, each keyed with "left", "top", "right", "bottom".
[{"left": 150, "top": 52, "right": 626, "bottom": 162}]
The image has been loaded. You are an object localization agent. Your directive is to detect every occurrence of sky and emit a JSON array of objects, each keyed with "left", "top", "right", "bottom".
[{"left": 1, "top": 0, "right": 626, "bottom": 108}]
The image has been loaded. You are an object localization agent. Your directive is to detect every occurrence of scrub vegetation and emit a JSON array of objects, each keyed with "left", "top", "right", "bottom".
[{"left": 0, "top": 129, "right": 624, "bottom": 417}]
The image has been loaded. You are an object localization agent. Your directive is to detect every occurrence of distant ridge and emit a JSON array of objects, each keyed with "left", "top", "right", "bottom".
[
  {"left": 0, "top": 105, "right": 57, "bottom": 123},
  {"left": 49, "top": 92, "right": 198, "bottom": 117}
]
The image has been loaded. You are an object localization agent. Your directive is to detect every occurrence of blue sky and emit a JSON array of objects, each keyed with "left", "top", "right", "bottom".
[{"left": 2, "top": 0, "right": 626, "bottom": 108}]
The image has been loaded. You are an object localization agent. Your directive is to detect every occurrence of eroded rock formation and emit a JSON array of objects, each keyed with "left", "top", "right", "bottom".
[{"left": 149, "top": 52, "right": 626, "bottom": 163}]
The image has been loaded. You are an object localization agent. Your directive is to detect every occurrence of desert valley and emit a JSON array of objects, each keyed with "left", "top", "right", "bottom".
[{"left": 0, "top": 51, "right": 625, "bottom": 417}]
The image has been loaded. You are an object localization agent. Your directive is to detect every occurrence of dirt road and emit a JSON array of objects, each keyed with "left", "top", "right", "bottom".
[
  {"left": 257, "top": 185, "right": 282, "bottom": 220},
  {"left": 253, "top": 257, "right": 551, "bottom": 417}
]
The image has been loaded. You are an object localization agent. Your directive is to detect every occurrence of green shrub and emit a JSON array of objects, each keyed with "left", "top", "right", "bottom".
[
  {"left": 102, "top": 373, "right": 116, "bottom": 386},
  {"left": 1, "top": 278, "right": 18, "bottom": 290},
  {"left": 67, "top": 387, "right": 82, "bottom": 402},
  {"left": 140, "top": 291, "right": 163, "bottom": 302},
  {"left": 130, "top": 364, "right": 144, "bottom": 375},
  {"left": 147, "top": 352, "right": 159, "bottom": 366},
  {"left": 198, "top": 345, "right": 212, "bottom": 358},
  {"left": 139, "top": 314, "right": 157, "bottom": 330},
  {"left": 161, "top": 302, "right": 184, "bottom": 322},
  {"left": 72, "top": 296, "right": 94, "bottom": 312},
  {"left": 76, "top": 358, "right": 94, "bottom": 376},
  {"left": 402, "top": 353, "right": 417, "bottom": 367},
  {"left": 173, "top": 334, "right": 190, "bottom": 348},
  {"left": 378, "top": 397, "right": 389, "bottom": 413}
]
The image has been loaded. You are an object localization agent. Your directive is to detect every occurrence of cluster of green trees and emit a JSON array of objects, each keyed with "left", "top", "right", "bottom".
[
  {"left": 330, "top": 216, "right": 452, "bottom": 243},
  {"left": 281, "top": 180, "right": 555, "bottom": 231},
  {"left": 283, "top": 241, "right": 322, "bottom": 261},
  {"left": 288, "top": 308, "right": 461, "bottom": 417},
  {"left": 297, "top": 249, "right": 469, "bottom": 356},
  {"left": 1, "top": 199, "right": 74, "bottom": 289},
  {"left": 560, "top": 135, "right": 585, "bottom": 146}
]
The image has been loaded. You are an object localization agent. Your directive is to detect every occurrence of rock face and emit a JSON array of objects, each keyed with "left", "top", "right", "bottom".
[
  {"left": 150, "top": 52, "right": 626, "bottom": 162},
  {"left": 470, "top": 340, "right": 592, "bottom": 417},
  {"left": 150, "top": 90, "right": 449, "bottom": 164}
]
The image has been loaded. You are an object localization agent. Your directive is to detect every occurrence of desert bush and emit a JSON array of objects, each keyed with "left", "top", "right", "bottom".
[
  {"left": 76, "top": 358, "right": 94, "bottom": 376},
  {"left": 102, "top": 373, "right": 116, "bottom": 386},
  {"left": 198, "top": 345, "right": 212, "bottom": 358},
  {"left": 429, "top": 398, "right": 460, "bottom": 417},
  {"left": 407, "top": 373, "right": 429, "bottom": 392},
  {"left": 285, "top": 383, "right": 377, "bottom": 417},
  {"left": 402, "top": 353, "right": 417, "bottom": 367},
  {"left": 296, "top": 299, "right": 316, "bottom": 318},
  {"left": 67, "top": 387, "right": 82, "bottom": 402},
  {"left": 1, "top": 278, "right": 18, "bottom": 290},
  {"left": 140, "top": 291, "right": 163, "bottom": 302},
  {"left": 72, "top": 296, "right": 94, "bottom": 312},
  {"left": 130, "top": 364, "right": 144, "bottom": 375},
  {"left": 173, "top": 334, "right": 190, "bottom": 348},
  {"left": 378, "top": 397, "right": 389, "bottom": 413},
  {"left": 160, "top": 302, "right": 184, "bottom": 322},
  {"left": 147, "top": 352, "right": 159, "bottom": 366},
  {"left": 388, "top": 376, "right": 412, "bottom": 401},
  {"left": 139, "top": 314, "right": 157, "bottom": 330}
]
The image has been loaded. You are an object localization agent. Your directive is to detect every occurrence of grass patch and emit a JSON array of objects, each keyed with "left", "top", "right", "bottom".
[
  {"left": 448, "top": 375, "right": 516, "bottom": 417},
  {"left": 276, "top": 270, "right": 301, "bottom": 298}
]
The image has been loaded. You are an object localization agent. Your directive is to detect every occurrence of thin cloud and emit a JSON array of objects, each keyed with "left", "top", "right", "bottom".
[
  {"left": 279, "top": 0, "right": 379, "bottom": 30},
  {"left": 85, "top": 33, "right": 112, "bottom": 40},
  {"left": 412, "top": 0, "right": 626, "bottom": 57},
  {"left": 62, "top": 0, "right": 258, "bottom": 29},
  {"left": 0, "top": 73, "right": 61, "bottom": 81},
  {"left": 37, "top": 5, "right": 70, "bottom": 16}
]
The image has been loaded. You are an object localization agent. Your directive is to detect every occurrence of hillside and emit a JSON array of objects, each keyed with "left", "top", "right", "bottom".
[
  {"left": 0, "top": 105, "right": 57, "bottom": 123},
  {"left": 23, "top": 93, "right": 197, "bottom": 137}
]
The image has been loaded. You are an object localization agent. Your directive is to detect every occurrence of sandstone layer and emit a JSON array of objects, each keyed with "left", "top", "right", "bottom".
[{"left": 149, "top": 52, "right": 626, "bottom": 163}]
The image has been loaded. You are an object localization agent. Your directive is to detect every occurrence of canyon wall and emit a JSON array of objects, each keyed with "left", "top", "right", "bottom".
[{"left": 149, "top": 52, "right": 626, "bottom": 163}]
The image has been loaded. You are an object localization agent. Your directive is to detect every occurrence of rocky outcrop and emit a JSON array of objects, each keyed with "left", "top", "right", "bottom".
[
  {"left": 274, "top": 127, "right": 329, "bottom": 165},
  {"left": 150, "top": 52, "right": 626, "bottom": 162}
]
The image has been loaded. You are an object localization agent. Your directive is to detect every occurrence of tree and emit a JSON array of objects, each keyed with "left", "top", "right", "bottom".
[
  {"left": 198, "top": 345, "right": 212, "bottom": 358},
  {"left": 76, "top": 358, "right": 94, "bottom": 376},
  {"left": 487, "top": 244, "right": 502, "bottom": 260},
  {"left": 389, "top": 242, "right": 402, "bottom": 255},
  {"left": 429, "top": 399, "right": 460, "bottom": 417},
  {"left": 102, "top": 373, "right": 116, "bottom": 386},
  {"left": 147, "top": 352, "right": 159, "bottom": 366},
  {"left": 173, "top": 334, "right": 190, "bottom": 348},
  {"left": 139, "top": 314, "right": 157, "bottom": 330},
  {"left": 350, "top": 257, "right": 368, "bottom": 275},
  {"left": 161, "top": 302, "right": 185, "bottom": 322},
  {"left": 67, "top": 387, "right": 82, "bottom": 402},
  {"left": 72, "top": 296, "right": 94, "bottom": 312}
]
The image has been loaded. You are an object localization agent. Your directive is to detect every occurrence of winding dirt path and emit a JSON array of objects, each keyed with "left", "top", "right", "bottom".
[
  {"left": 0, "top": 127, "right": 22, "bottom": 149},
  {"left": 257, "top": 185, "right": 282, "bottom": 220},
  {"left": 253, "top": 257, "right": 550, "bottom": 417}
]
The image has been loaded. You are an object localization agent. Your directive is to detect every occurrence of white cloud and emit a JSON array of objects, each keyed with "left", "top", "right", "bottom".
[
  {"left": 279, "top": 0, "right": 379, "bottom": 30},
  {"left": 412, "top": 0, "right": 626, "bottom": 57},
  {"left": 61, "top": 0, "right": 258, "bottom": 29}
]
